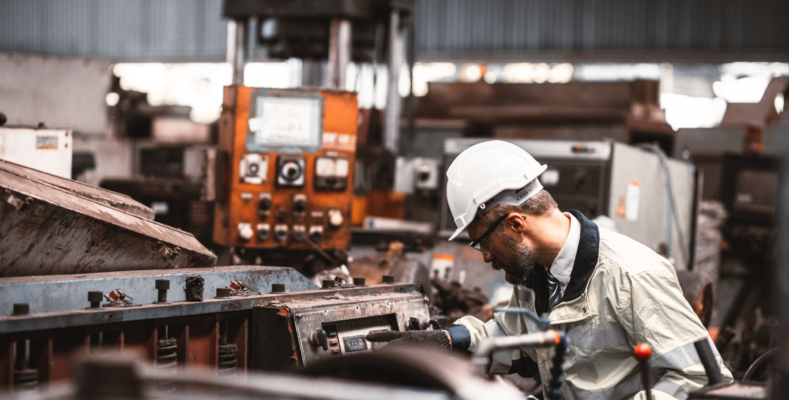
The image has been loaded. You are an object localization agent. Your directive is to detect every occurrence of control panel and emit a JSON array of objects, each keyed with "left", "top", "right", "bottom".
[
  {"left": 213, "top": 86, "right": 357, "bottom": 251},
  {"left": 250, "top": 291, "right": 431, "bottom": 370}
]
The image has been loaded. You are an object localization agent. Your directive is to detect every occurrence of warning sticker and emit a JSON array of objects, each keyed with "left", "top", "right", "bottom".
[{"left": 36, "top": 136, "right": 58, "bottom": 149}]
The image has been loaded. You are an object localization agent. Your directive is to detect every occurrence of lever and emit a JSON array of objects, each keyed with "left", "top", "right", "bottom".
[
  {"left": 693, "top": 338, "right": 724, "bottom": 386},
  {"left": 633, "top": 343, "right": 653, "bottom": 400},
  {"left": 310, "top": 328, "right": 329, "bottom": 351}
]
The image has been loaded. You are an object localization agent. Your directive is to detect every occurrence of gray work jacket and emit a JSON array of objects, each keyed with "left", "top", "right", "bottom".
[{"left": 450, "top": 210, "right": 733, "bottom": 400}]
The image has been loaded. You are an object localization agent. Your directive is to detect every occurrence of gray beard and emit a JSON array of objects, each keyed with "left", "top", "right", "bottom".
[{"left": 491, "top": 233, "right": 536, "bottom": 285}]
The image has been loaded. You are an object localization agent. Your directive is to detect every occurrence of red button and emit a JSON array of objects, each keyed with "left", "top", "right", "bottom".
[
  {"left": 331, "top": 349, "right": 341, "bottom": 355},
  {"left": 330, "top": 340, "right": 339, "bottom": 346}
]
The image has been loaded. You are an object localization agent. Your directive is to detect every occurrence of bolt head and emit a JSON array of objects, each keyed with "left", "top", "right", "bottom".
[{"left": 88, "top": 291, "right": 103, "bottom": 302}]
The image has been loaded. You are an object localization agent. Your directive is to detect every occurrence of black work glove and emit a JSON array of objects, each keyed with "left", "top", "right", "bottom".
[{"left": 366, "top": 330, "right": 452, "bottom": 352}]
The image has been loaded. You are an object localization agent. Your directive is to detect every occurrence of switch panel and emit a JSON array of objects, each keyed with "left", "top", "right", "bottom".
[{"left": 213, "top": 86, "right": 357, "bottom": 252}]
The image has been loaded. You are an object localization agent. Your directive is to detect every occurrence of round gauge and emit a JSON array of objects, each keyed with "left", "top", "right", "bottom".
[{"left": 280, "top": 161, "right": 302, "bottom": 181}]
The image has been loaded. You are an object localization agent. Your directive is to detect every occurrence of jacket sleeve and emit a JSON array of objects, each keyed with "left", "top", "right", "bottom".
[
  {"left": 616, "top": 266, "right": 733, "bottom": 400},
  {"left": 448, "top": 286, "right": 538, "bottom": 377}
]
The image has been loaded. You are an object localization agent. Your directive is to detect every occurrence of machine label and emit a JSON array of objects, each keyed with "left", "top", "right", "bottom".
[{"left": 35, "top": 135, "right": 58, "bottom": 149}]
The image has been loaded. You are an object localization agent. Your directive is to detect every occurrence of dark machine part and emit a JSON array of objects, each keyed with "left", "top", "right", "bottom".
[
  {"left": 719, "top": 153, "right": 780, "bottom": 258},
  {"left": 716, "top": 154, "right": 781, "bottom": 354},
  {"left": 224, "top": 0, "right": 414, "bottom": 63},
  {"left": 250, "top": 291, "right": 429, "bottom": 370},
  {"left": 100, "top": 177, "right": 214, "bottom": 245},
  {"left": 11, "top": 304, "right": 37, "bottom": 391},
  {"left": 688, "top": 338, "right": 768, "bottom": 400}
]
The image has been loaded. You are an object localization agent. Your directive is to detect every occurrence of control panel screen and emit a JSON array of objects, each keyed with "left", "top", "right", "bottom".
[
  {"left": 247, "top": 94, "right": 323, "bottom": 152},
  {"left": 342, "top": 335, "right": 367, "bottom": 352}
]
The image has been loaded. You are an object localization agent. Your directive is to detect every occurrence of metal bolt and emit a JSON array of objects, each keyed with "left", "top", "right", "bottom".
[
  {"left": 12, "top": 303, "right": 29, "bottom": 316},
  {"left": 353, "top": 277, "right": 366, "bottom": 287},
  {"left": 216, "top": 288, "right": 232, "bottom": 298},
  {"left": 295, "top": 314, "right": 302, "bottom": 319},
  {"left": 271, "top": 283, "right": 285, "bottom": 293},
  {"left": 382, "top": 275, "right": 395, "bottom": 284},
  {"left": 155, "top": 280, "right": 170, "bottom": 303},
  {"left": 322, "top": 280, "right": 336, "bottom": 289},
  {"left": 88, "top": 291, "right": 103, "bottom": 309}
]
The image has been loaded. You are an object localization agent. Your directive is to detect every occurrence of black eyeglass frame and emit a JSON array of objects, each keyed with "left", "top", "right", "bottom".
[{"left": 468, "top": 214, "right": 510, "bottom": 254}]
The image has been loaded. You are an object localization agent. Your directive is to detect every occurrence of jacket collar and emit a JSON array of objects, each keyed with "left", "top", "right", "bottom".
[{"left": 524, "top": 210, "right": 600, "bottom": 314}]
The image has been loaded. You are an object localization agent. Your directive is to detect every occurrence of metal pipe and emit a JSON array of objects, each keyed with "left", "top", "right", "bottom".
[
  {"left": 384, "top": 10, "right": 403, "bottom": 153},
  {"left": 471, "top": 330, "right": 560, "bottom": 373},
  {"left": 693, "top": 338, "right": 724, "bottom": 386},
  {"left": 228, "top": 19, "right": 247, "bottom": 85}
]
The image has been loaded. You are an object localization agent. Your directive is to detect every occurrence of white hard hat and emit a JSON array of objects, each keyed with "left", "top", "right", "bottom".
[{"left": 446, "top": 140, "right": 547, "bottom": 240}]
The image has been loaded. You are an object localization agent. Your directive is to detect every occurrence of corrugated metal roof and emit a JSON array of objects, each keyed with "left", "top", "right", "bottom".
[
  {"left": 0, "top": 0, "right": 788, "bottom": 62},
  {"left": 0, "top": 0, "right": 227, "bottom": 61},
  {"left": 415, "top": 0, "right": 789, "bottom": 62}
]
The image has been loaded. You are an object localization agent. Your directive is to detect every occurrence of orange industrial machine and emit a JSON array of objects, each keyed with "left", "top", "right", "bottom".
[{"left": 213, "top": 86, "right": 357, "bottom": 268}]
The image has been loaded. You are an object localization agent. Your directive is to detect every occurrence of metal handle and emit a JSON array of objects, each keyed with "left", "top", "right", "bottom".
[
  {"left": 310, "top": 328, "right": 329, "bottom": 351},
  {"left": 694, "top": 338, "right": 723, "bottom": 386}
]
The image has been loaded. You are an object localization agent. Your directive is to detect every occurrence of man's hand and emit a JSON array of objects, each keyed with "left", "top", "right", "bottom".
[{"left": 366, "top": 330, "right": 452, "bottom": 352}]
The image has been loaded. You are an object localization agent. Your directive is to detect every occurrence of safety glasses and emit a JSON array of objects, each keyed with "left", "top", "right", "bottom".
[{"left": 468, "top": 214, "right": 509, "bottom": 255}]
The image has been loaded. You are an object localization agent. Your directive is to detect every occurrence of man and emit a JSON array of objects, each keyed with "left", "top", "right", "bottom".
[{"left": 368, "top": 140, "right": 732, "bottom": 399}]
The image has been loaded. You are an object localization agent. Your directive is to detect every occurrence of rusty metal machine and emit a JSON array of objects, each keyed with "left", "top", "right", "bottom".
[
  {"left": 0, "top": 159, "right": 216, "bottom": 276},
  {"left": 212, "top": 87, "right": 358, "bottom": 270},
  {"left": 0, "top": 266, "right": 429, "bottom": 390}
]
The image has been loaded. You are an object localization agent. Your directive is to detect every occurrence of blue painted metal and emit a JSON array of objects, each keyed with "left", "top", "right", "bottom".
[{"left": 0, "top": 265, "right": 320, "bottom": 316}]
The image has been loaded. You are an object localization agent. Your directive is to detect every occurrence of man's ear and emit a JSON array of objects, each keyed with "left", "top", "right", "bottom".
[{"left": 506, "top": 212, "right": 526, "bottom": 233}]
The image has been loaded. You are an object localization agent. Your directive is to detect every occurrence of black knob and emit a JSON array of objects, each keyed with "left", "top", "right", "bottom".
[
  {"left": 293, "top": 198, "right": 307, "bottom": 212},
  {"left": 155, "top": 279, "right": 170, "bottom": 303},
  {"left": 293, "top": 229, "right": 305, "bottom": 242},
  {"left": 310, "top": 328, "right": 329, "bottom": 351},
  {"left": 271, "top": 284, "right": 286, "bottom": 293},
  {"left": 12, "top": 303, "right": 29, "bottom": 316},
  {"left": 382, "top": 275, "right": 395, "bottom": 284},
  {"left": 309, "top": 230, "right": 322, "bottom": 242},
  {"left": 353, "top": 277, "right": 366, "bottom": 287},
  {"left": 257, "top": 226, "right": 270, "bottom": 241},
  {"left": 88, "top": 291, "right": 103, "bottom": 308},
  {"left": 275, "top": 228, "right": 287, "bottom": 242},
  {"left": 258, "top": 197, "right": 272, "bottom": 211},
  {"left": 419, "top": 171, "right": 430, "bottom": 181}
]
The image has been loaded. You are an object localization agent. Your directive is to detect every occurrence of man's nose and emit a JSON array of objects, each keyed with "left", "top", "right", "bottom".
[{"left": 483, "top": 253, "right": 495, "bottom": 263}]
